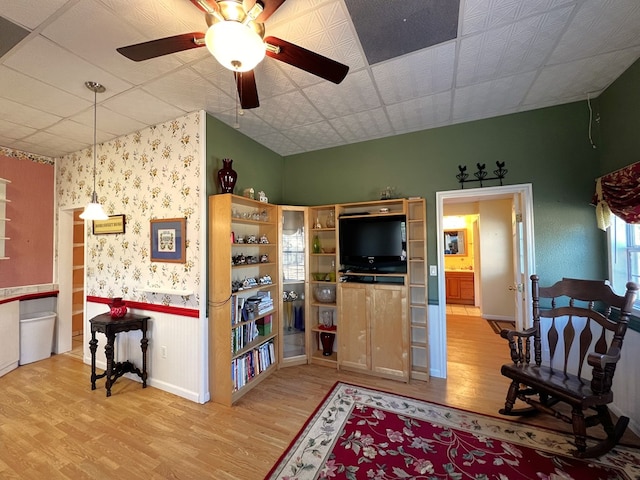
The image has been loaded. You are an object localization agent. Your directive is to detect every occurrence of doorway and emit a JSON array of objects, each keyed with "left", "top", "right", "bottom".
[
  {"left": 56, "top": 207, "right": 86, "bottom": 360},
  {"left": 434, "top": 184, "right": 536, "bottom": 378}
]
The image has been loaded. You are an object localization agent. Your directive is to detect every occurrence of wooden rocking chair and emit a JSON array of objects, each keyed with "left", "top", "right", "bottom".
[{"left": 499, "top": 275, "right": 638, "bottom": 458}]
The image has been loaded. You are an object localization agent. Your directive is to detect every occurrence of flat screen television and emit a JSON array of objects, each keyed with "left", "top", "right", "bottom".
[{"left": 339, "top": 215, "right": 407, "bottom": 273}]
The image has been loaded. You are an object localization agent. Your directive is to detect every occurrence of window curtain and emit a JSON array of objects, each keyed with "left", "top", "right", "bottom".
[{"left": 593, "top": 161, "right": 640, "bottom": 230}]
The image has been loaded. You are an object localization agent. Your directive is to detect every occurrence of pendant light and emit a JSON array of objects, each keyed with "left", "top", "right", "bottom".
[{"left": 80, "top": 81, "right": 108, "bottom": 221}]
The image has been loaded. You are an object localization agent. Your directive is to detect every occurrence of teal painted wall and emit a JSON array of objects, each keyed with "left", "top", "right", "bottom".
[
  {"left": 597, "top": 57, "right": 640, "bottom": 174},
  {"left": 282, "top": 103, "right": 602, "bottom": 302},
  {"left": 205, "top": 114, "right": 284, "bottom": 202}
]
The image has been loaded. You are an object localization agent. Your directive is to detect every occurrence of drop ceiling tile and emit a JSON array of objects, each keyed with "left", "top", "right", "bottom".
[
  {"left": 457, "top": 5, "right": 573, "bottom": 87},
  {"left": 253, "top": 90, "right": 323, "bottom": 129},
  {"left": 212, "top": 109, "right": 276, "bottom": 139},
  {"left": 19, "top": 130, "right": 86, "bottom": 154},
  {"left": 526, "top": 46, "right": 640, "bottom": 106},
  {"left": 41, "top": 0, "right": 193, "bottom": 87},
  {"left": 251, "top": 130, "right": 304, "bottom": 156},
  {"left": 0, "top": 66, "right": 91, "bottom": 116},
  {"left": 69, "top": 106, "right": 147, "bottom": 139},
  {"left": 303, "top": 69, "right": 380, "bottom": 119},
  {"left": 97, "top": 0, "right": 205, "bottom": 39},
  {"left": 0, "top": 96, "right": 61, "bottom": 129},
  {"left": 453, "top": 71, "right": 537, "bottom": 120},
  {"left": 142, "top": 67, "right": 234, "bottom": 113},
  {"left": 372, "top": 42, "right": 456, "bottom": 104},
  {"left": 462, "top": 0, "right": 574, "bottom": 36},
  {"left": 101, "top": 89, "right": 187, "bottom": 125},
  {"left": 549, "top": 0, "right": 640, "bottom": 64},
  {"left": 328, "top": 108, "right": 394, "bottom": 143},
  {"left": 386, "top": 91, "right": 452, "bottom": 134},
  {"left": 266, "top": 1, "right": 365, "bottom": 87},
  {"left": 0, "top": 119, "right": 36, "bottom": 140},
  {"left": 0, "top": 0, "right": 69, "bottom": 29},
  {"left": 280, "top": 121, "right": 344, "bottom": 152},
  {"left": 4, "top": 36, "right": 132, "bottom": 99},
  {"left": 345, "top": 0, "right": 459, "bottom": 65}
]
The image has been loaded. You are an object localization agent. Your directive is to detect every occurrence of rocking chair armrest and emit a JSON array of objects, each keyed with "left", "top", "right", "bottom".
[
  {"left": 587, "top": 348, "right": 621, "bottom": 369},
  {"left": 499, "top": 326, "right": 537, "bottom": 342}
]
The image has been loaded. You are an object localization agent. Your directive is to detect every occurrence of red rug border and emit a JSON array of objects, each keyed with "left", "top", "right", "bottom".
[{"left": 265, "top": 380, "right": 640, "bottom": 478}]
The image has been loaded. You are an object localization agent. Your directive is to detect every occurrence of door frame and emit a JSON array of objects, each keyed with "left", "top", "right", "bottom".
[{"left": 435, "top": 184, "right": 536, "bottom": 378}]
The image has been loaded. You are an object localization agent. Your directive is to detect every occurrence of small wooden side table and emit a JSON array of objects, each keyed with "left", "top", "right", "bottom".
[{"left": 89, "top": 312, "right": 150, "bottom": 397}]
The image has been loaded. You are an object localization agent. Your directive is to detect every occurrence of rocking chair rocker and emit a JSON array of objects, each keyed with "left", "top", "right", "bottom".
[{"left": 499, "top": 275, "right": 638, "bottom": 458}]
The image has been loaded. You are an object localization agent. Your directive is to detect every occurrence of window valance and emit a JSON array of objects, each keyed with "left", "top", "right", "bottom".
[{"left": 593, "top": 161, "right": 640, "bottom": 230}]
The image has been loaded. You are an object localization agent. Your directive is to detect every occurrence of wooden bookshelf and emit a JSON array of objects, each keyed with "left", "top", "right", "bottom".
[{"left": 208, "top": 194, "right": 279, "bottom": 406}]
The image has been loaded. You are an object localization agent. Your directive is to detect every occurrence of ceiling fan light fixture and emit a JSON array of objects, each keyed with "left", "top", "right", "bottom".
[{"left": 205, "top": 21, "right": 265, "bottom": 72}]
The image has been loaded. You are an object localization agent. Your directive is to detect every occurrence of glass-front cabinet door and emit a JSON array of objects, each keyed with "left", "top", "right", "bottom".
[{"left": 278, "top": 206, "right": 309, "bottom": 366}]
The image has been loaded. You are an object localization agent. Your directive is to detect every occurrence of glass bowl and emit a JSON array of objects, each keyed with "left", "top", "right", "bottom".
[{"left": 313, "top": 285, "right": 336, "bottom": 303}]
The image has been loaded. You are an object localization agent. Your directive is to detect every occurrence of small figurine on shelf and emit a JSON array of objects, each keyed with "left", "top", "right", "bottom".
[
  {"left": 259, "top": 234, "right": 269, "bottom": 244},
  {"left": 260, "top": 253, "right": 269, "bottom": 263},
  {"left": 243, "top": 187, "right": 255, "bottom": 199},
  {"left": 258, "top": 191, "right": 268, "bottom": 203},
  {"left": 314, "top": 216, "right": 322, "bottom": 229}
]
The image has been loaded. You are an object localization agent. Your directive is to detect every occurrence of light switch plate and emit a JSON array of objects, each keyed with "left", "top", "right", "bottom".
[{"left": 429, "top": 265, "right": 437, "bottom": 276}]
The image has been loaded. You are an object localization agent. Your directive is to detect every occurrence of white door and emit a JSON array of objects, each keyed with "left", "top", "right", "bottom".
[{"left": 511, "top": 193, "right": 526, "bottom": 330}]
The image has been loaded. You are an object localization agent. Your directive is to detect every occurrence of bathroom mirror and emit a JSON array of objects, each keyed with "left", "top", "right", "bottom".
[{"left": 444, "top": 229, "right": 466, "bottom": 256}]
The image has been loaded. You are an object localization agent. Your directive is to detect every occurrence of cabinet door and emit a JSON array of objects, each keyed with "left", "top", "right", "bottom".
[
  {"left": 370, "top": 284, "right": 409, "bottom": 380},
  {"left": 446, "top": 274, "right": 461, "bottom": 301},
  {"left": 338, "top": 283, "right": 369, "bottom": 371}
]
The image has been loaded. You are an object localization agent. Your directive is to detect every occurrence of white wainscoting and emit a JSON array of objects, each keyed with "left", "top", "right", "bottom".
[
  {"left": 85, "top": 302, "right": 205, "bottom": 403},
  {"left": 611, "top": 328, "right": 640, "bottom": 435}
]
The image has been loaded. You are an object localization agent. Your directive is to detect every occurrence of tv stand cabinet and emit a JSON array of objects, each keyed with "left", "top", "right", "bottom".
[{"left": 338, "top": 281, "right": 409, "bottom": 381}]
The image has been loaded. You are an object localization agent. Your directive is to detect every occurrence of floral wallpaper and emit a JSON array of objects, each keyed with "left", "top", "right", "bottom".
[{"left": 56, "top": 111, "right": 203, "bottom": 308}]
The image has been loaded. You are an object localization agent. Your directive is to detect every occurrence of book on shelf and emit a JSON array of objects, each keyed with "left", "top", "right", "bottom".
[{"left": 231, "top": 340, "right": 275, "bottom": 392}]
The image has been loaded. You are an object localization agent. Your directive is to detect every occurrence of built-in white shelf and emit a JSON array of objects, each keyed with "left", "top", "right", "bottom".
[{"left": 138, "top": 287, "right": 193, "bottom": 296}]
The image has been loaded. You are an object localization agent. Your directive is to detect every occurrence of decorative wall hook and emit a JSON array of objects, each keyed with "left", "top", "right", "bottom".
[{"left": 457, "top": 161, "right": 508, "bottom": 188}]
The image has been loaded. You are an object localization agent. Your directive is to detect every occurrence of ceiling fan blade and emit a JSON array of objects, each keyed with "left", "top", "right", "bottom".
[
  {"left": 234, "top": 70, "right": 260, "bottom": 109},
  {"left": 265, "top": 36, "right": 349, "bottom": 84},
  {"left": 249, "top": 0, "right": 287, "bottom": 23},
  {"left": 117, "top": 32, "right": 206, "bottom": 62}
]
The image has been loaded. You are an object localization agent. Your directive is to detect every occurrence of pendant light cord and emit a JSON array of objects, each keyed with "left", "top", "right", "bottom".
[{"left": 92, "top": 86, "right": 97, "bottom": 193}]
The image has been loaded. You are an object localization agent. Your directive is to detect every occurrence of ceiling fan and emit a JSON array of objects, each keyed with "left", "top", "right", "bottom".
[{"left": 117, "top": 0, "right": 350, "bottom": 109}]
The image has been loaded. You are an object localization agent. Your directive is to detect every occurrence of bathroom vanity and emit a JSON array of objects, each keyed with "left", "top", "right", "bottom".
[{"left": 445, "top": 271, "right": 475, "bottom": 305}]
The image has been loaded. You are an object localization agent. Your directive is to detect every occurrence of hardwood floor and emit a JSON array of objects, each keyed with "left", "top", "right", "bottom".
[{"left": 0, "top": 313, "right": 637, "bottom": 479}]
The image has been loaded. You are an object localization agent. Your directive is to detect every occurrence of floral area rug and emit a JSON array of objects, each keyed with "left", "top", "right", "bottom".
[{"left": 265, "top": 382, "right": 640, "bottom": 480}]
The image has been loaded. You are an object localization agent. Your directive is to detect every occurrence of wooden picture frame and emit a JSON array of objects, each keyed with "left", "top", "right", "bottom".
[
  {"left": 150, "top": 218, "right": 186, "bottom": 263},
  {"left": 93, "top": 214, "right": 126, "bottom": 235}
]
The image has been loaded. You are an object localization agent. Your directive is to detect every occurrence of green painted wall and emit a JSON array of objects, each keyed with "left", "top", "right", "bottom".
[
  {"left": 203, "top": 58, "right": 640, "bottom": 305},
  {"left": 205, "top": 114, "right": 284, "bottom": 202},
  {"left": 282, "top": 103, "right": 602, "bottom": 302},
  {"left": 597, "top": 57, "right": 640, "bottom": 175}
]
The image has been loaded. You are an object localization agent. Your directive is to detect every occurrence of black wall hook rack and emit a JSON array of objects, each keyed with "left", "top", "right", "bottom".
[{"left": 456, "top": 161, "right": 508, "bottom": 189}]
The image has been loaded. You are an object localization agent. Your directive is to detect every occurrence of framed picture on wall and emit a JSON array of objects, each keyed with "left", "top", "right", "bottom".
[
  {"left": 150, "top": 218, "right": 186, "bottom": 263},
  {"left": 93, "top": 214, "right": 126, "bottom": 235}
]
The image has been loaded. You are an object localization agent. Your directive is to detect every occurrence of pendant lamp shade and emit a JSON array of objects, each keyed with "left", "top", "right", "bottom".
[{"left": 80, "top": 81, "right": 108, "bottom": 221}]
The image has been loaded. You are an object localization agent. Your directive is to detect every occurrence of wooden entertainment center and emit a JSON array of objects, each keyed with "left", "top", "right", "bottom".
[{"left": 208, "top": 195, "right": 427, "bottom": 405}]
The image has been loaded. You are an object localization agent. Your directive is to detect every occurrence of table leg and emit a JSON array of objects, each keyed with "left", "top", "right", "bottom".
[
  {"left": 104, "top": 333, "right": 115, "bottom": 397},
  {"left": 140, "top": 333, "right": 148, "bottom": 388},
  {"left": 89, "top": 331, "right": 98, "bottom": 390}
]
